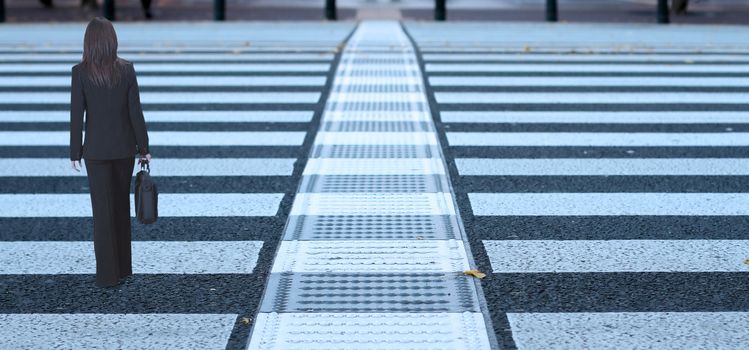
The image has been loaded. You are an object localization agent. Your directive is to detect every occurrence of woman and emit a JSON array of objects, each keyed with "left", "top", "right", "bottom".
[{"left": 70, "top": 17, "right": 151, "bottom": 287}]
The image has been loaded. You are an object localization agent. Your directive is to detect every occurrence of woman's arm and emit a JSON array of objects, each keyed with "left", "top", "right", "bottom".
[
  {"left": 69, "top": 65, "right": 85, "bottom": 162},
  {"left": 127, "top": 63, "right": 150, "bottom": 158}
]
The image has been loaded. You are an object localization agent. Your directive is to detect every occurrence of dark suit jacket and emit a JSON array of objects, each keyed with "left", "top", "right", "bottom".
[{"left": 70, "top": 60, "right": 149, "bottom": 161}]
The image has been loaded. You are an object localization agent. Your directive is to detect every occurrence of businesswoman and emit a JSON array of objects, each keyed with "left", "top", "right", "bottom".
[{"left": 70, "top": 17, "right": 151, "bottom": 287}]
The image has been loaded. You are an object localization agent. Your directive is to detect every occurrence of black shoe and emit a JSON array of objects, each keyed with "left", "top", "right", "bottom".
[
  {"left": 145, "top": 10, "right": 153, "bottom": 19},
  {"left": 40, "top": 0, "right": 53, "bottom": 8},
  {"left": 96, "top": 280, "right": 121, "bottom": 288}
]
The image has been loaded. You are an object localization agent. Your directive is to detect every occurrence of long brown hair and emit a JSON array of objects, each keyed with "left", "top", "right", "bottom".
[{"left": 81, "top": 17, "right": 124, "bottom": 88}]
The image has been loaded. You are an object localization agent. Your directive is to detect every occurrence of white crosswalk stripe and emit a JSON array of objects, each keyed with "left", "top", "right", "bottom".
[
  {"left": 0, "top": 110, "right": 314, "bottom": 122},
  {"left": 1, "top": 314, "right": 238, "bottom": 350},
  {"left": 456, "top": 158, "right": 749, "bottom": 176},
  {"left": 0, "top": 92, "right": 320, "bottom": 104},
  {"left": 448, "top": 132, "right": 749, "bottom": 146},
  {"left": 408, "top": 22, "right": 749, "bottom": 349},
  {"left": 1, "top": 193, "right": 284, "bottom": 217},
  {"left": 427, "top": 63, "right": 749, "bottom": 73},
  {"left": 0, "top": 63, "right": 330, "bottom": 72},
  {"left": 0, "top": 158, "right": 296, "bottom": 177},
  {"left": 0, "top": 76, "right": 327, "bottom": 87},
  {"left": 0, "top": 131, "right": 306, "bottom": 146},
  {"left": 507, "top": 312, "right": 749, "bottom": 350},
  {"left": 0, "top": 241, "right": 264, "bottom": 274},
  {"left": 483, "top": 239, "right": 749, "bottom": 272},
  {"left": 435, "top": 92, "right": 749, "bottom": 104},
  {"left": 440, "top": 111, "right": 749, "bottom": 124}
]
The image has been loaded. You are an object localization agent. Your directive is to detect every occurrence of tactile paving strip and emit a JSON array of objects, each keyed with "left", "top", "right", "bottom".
[
  {"left": 250, "top": 21, "right": 492, "bottom": 350},
  {"left": 299, "top": 175, "right": 448, "bottom": 193},
  {"left": 314, "top": 132, "right": 438, "bottom": 145},
  {"left": 248, "top": 312, "right": 491, "bottom": 350},
  {"left": 333, "top": 84, "right": 420, "bottom": 94},
  {"left": 289, "top": 193, "right": 456, "bottom": 216},
  {"left": 329, "top": 100, "right": 426, "bottom": 112},
  {"left": 270, "top": 240, "right": 470, "bottom": 273},
  {"left": 283, "top": 215, "right": 461, "bottom": 240},
  {"left": 311, "top": 145, "right": 439, "bottom": 158},
  {"left": 323, "top": 121, "right": 431, "bottom": 132},
  {"left": 259, "top": 273, "right": 479, "bottom": 312},
  {"left": 324, "top": 111, "right": 432, "bottom": 122},
  {"left": 303, "top": 158, "right": 445, "bottom": 175}
]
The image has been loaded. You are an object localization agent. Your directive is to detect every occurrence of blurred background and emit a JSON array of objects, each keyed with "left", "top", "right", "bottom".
[{"left": 3, "top": 0, "right": 749, "bottom": 24}]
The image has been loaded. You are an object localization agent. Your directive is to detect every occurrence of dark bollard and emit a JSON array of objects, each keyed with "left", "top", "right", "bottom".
[
  {"left": 214, "top": 0, "right": 226, "bottom": 21},
  {"left": 0, "top": 0, "right": 5, "bottom": 23},
  {"left": 546, "top": 0, "right": 558, "bottom": 22},
  {"left": 435, "top": 0, "right": 446, "bottom": 21},
  {"left": 325, "top": 0, "right": 336, "bottom": 20},
  {"left": 657, "top": 0, "right": 669, "bottom": 23},
  {"left": 103, "top": 0, "right": 115, "bottom": 21}
]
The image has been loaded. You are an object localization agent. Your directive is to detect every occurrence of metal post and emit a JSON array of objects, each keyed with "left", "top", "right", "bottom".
[
  {"left": 214, "top": 0, "right": 225, "bottom": 21},
  {"left": 657, "top": 0, "right": 669, "bottom": 24},
  {"left": 546, "top": 0, "right": 558, "bottom": 22},
  {"left": 0, "top": 0, "right": 5, "bottom": 23},
  {"left": 103, "top": 0, "right": 115, "bottom": 21},
  {"left": 325, "top": 0, "right": 336, "bottom": 20},
  {"left": 435, "top": 0, "right": 446, "bottom": 21}
]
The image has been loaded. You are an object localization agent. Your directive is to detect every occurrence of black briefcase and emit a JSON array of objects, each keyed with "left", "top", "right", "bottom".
[{"left": 135, "top": 159, "right": 158, "bottom": 224}]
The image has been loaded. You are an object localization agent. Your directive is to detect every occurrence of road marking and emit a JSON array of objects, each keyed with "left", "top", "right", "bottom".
[
  {"left": 456, "top": 158, "right": 749, "bottom": 176},
  {"left": 0, "top": 76, "right": 327, "bottom": 87},
  {"left": 0, "top": 158, "right": 296, "bottom": 177},
  {"left": 422, "top": 53, "right": 749, "bottom": 62},
  {"left": 435, "top": 92, "right": 749, "bottom": 104},
  {"left": 447, "top": 132, "right": 749, "bottom": 146},
  {"left": 469, "top": 193, "right": 749, "bottom": 216},
  {"left": 0, "top": 92, "right": 320, "bottom": 104},
  {"left": 427, "top": 63, "right": 749, "bottom": 73},
  {"left": 0, "top": 131, "right": 306, "bottom": 146},
  {"left": 0, "top": 53, "right": 334, "bottom": 61},
  {"left": 507, "top": 312, "right": 749, "bottom": 350},
  {"left": 0, "top": 314, "right": 237, "bottom": 350},
  {"left": 0, "top": 193, "right": 283, "bottom": 217},
  {"left": 0, "top": 241, "right": 263, "bottom": 274},
  {"left": 0, "top": 111, "right": 314, "bottom": 123},
  {"left": 0, "top": 63, "right": 330, "bottom": 72},
  {"left": 429, "top": 76, "right": 749, "bottom": 87},
  {"left": 483, "top": 240, "right": 749, "bottom": 273},
  {"left": 440, "top": 111, "right": 749, "bottom": 124}
]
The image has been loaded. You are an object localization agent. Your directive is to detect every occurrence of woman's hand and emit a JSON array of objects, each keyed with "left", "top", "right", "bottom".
[
  {"left": 140, "top": 153, "right": 152, "bottom": 163},
  {"left": 71, "top": 160, "right": 81, "bottom": 172}
]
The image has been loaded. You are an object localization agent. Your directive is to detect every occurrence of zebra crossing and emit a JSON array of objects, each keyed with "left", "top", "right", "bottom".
[
  {"left": 0, "top": 22, "right": 353, "bottom": 349},
  {"left": 406, "top": 22, "right": 749, "bottom": 349}
]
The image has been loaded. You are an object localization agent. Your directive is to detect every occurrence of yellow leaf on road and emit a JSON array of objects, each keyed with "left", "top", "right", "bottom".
[
  {"left": 744, "top": 259, "right": 749, "bottom": 265},
  {"left": 464, "top": 269, "right": 486, "bottom": 279}
]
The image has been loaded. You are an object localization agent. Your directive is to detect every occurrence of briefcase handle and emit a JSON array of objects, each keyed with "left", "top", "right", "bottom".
[{"left": 139, "top": 158, "right": 150, "bottom": 173}]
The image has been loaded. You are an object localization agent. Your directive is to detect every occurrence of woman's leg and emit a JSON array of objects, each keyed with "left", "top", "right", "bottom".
[
  {"left": 112, "top": 157, "right": 136, "bottom": 279},
  {"left": 84, "top": 159, "right": 121, "bottom": 287}
]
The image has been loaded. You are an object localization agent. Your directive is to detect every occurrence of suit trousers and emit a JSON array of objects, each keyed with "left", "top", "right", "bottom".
[{"left": 84, "top": 157, "right": 135, "bottom": 287}]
